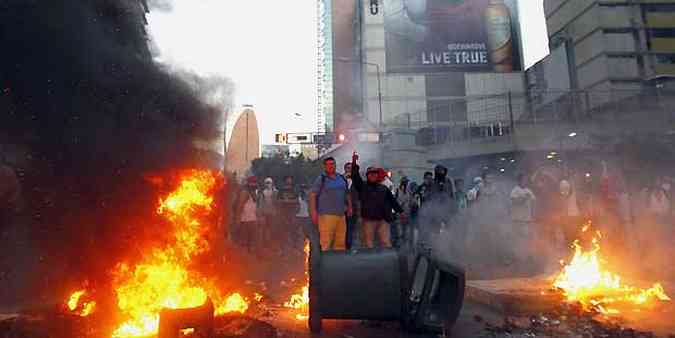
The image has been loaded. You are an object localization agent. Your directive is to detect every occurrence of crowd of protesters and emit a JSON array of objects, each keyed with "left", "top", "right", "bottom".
[
  {"left": 229, "top": 155, "right": 673, "bottom": 280},
  {"left": 453, "top": 160, "right": 674, "bottom": 278},
  {"left": 231, "top": 175, "right": 309, "bottom": 258}
]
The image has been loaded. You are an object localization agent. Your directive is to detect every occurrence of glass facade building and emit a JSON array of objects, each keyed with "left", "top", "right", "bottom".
[{"left": 317, "top": 0, "right": 334, "bottom": 133}]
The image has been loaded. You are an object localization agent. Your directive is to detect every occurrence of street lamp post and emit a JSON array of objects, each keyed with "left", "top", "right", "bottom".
[{"left": 336, "top": 57, "right": 383, "bottom": 129}]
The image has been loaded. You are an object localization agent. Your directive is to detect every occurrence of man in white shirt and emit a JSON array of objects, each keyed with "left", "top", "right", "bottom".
[
  {"left": 559, "top": 175, "right": 581, "bottom": 250},
  {"left": 510, "top": 174, "right": 536, "bottom": 264}
]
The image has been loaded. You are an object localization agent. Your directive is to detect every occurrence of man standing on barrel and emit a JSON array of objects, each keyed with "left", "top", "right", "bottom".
[
  {"left": 309, "top": 157, "right": 352, "bottom": 251},
  {"left": 351, "top": 153, "right": 405, "bottom": 249}
]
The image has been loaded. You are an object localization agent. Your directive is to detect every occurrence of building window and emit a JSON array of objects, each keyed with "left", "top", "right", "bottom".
[
  {"left": 648, "top": 28, "right": 675, "bottom": 38},
  {"left": 643, "top": 4, "right": 675, "bottom": 13},
  {"left": 655, "top": 54, "right": 675, "bottom": 64}
]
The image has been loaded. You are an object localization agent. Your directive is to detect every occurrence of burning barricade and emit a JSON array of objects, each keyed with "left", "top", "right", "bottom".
[
  {"left": 476, "top": 221, "right": 673, "bottom": 337},
  {"left": 553, "top": 222, "right": 671, "bottom": 315},
  {"left": 0, "top": 169, "right": 278, "bottom": 338}
]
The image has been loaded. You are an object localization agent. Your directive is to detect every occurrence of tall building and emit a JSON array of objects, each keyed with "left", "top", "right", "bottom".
[
  {"left": 226, "top": 107, "right": 260, "bottom": 178},
  {"left": 318, "top": 0, "right": 526, "bottom": 135},
  {"left": 544, "top": 0, "right": 675, "bottom": 93},
  {"left": 317, "top": 0, "right": 334, "bottom": 134},
  {"left": 317, "top": 0, "right": 528, "bottom": 179}
]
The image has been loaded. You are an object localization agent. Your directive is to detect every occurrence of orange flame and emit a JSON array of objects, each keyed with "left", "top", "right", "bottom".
[
  {"left": 553, "top": 222, "right": 671, "bottom": 314},
  {"left": 104, "top": 170, "right": 248, "bottom": 337},
  {"left": 67, "top": 290, "right": 96, "bottom": 317},
  {"left": 214, "top": 293, "right": 249, "bottom": 315},
  {"left": 284, "top": 241, "right": 310, "bottom": 320}
]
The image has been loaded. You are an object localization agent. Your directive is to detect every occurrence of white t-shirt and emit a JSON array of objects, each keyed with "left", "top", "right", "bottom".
[
  {"left": 560, "top": 180, "right": 580, "bottom": 217},
  {"left": 296, "top": 196, "right": 309, "bottom": 218},
  {"left": 510, "top": 185, "right": 536, "bottom": 222}
]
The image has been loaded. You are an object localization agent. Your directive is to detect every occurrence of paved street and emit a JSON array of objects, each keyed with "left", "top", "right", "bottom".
[{"left": 266, "top": 301, "right": 503, "bottom": 338}]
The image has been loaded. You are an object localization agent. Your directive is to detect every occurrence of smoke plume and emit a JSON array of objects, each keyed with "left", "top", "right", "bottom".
[{"left": 0, "top": 0, "right": 233, "bottom": 307}]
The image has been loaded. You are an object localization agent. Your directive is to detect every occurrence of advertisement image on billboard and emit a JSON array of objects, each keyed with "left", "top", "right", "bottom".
[{"left": 383, "top": 0, "right": 522, "bottom": 73}]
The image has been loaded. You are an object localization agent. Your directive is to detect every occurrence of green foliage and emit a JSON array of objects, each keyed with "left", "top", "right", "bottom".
[{"left": 250, "top": 154, "right": 322, "bottom": 185}]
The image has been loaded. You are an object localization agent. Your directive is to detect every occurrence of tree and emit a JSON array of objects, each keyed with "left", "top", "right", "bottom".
[{"left": 250, "top": 154, "right": 322, "bottom": 186}]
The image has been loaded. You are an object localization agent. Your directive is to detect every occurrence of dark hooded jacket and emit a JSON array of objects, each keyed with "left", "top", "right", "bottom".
[{"left": 351, "top": 165, "right": 403, "bottom": 221}]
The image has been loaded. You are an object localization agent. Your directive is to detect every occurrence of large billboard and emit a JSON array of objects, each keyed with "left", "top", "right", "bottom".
[{"left": 383, "top": 0, "right": 522, "bottom": 73}]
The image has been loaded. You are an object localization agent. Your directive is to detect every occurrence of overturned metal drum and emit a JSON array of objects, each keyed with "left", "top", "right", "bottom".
[{"left": 306, "top": 230, "right": 465, "bottom": 334}]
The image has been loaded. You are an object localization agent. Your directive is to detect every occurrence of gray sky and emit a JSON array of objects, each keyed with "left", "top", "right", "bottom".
[{"left": 147, "top": 0, "right": 548, "bottom": 144}]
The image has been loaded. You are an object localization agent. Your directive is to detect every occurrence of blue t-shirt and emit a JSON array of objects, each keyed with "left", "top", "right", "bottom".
[{"left": 311, "top": 173, "right": 348, "bottom": 216}]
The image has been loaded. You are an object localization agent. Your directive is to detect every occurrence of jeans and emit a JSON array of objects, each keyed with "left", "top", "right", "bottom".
[{"left": 345, "top": 215, "right": 358, "bottom": 250}]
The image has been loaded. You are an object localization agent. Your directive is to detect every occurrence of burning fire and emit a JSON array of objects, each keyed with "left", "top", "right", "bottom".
[
  {"left": 64, "top": 170, "right": 250, "bottom": 337},
  {"left": 284, "top": 241, "right": 309, "bottom": 320},
  {"left": 214, "top": 293, "right": 249, "bottom": 315},
  {"left": 67, "top": 290, "right": 96, "bottom": 317},
  {"left": 553, "top": 222, "right": 671, "bottom": 314}
]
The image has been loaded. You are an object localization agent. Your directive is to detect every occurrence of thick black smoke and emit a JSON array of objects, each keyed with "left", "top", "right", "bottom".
[{"left": 0, "top": 0, "right": 232, "bottom": 307}]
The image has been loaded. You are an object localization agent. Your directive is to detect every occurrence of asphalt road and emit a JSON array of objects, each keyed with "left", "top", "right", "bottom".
[{"left": 267, "top": 301, "right": 503, "bottom": 338}]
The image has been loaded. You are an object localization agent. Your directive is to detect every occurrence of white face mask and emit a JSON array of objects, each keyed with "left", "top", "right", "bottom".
[{"left": 662, "top": 183, "right": 671, "bottom": 191}]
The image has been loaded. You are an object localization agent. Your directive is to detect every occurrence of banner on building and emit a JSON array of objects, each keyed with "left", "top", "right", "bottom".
[{"left": 383, "top": 0, "right": 522, "bottom": 73}]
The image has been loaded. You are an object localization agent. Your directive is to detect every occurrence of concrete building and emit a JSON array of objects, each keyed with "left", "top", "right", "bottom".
[
  {"left": 544, "top": 0, "right": 675, "bottom": 94},
  {"left": 261, "top": 144, "right": 290, "bottom": 158},
  {"left": 317, "top": 0, "right": 529, "bottom": 180},
  {"left": 358, "top": 0, "right": 525, "bottom": 127}
]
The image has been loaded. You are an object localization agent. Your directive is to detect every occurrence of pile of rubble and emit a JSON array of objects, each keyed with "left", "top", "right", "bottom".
[{"left": 477, "top": 303, "right": 675, "bottom": 338}]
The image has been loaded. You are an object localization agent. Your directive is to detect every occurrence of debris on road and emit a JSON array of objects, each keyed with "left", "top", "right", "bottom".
[{"left": 480, "top": 302, "right": 672, "bottom": 338}]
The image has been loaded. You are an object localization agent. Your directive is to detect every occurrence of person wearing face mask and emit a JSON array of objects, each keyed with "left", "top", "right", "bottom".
[
  {"left": 415, "top": 165, "right": 458, "bottom": 245},
  {"left": 258, "top": 177, "right": 278, "bottom": 254},
  {"left": 415, "top": 171, "right": 434, "bottom": 208},
  {"left": 431, "top": 165, "right": 456, "bottom": 200}
]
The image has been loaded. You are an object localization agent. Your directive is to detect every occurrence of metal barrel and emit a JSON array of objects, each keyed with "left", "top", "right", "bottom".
[
  {"left": 315, "top": 248, "right": 406, "bottom": 320},
  {"left": 305, "top": 225, "right": 465, "bottom": 334},
  {"left": 403, "top": 252, "right": 465, "bottom": 333}
]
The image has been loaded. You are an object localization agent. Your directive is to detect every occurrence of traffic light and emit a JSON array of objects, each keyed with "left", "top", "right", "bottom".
[{"left": 274, "top": 133, "right": 287, "bottom": 144}]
